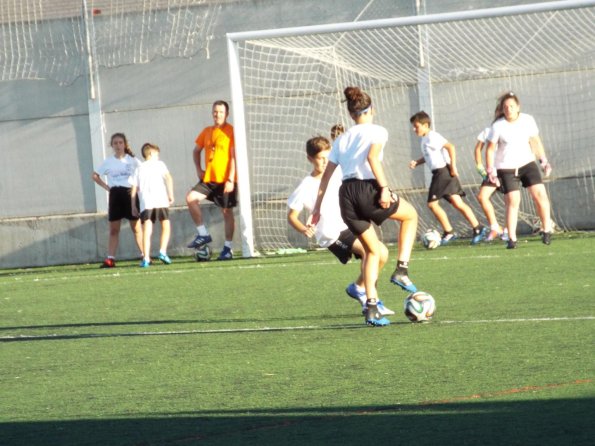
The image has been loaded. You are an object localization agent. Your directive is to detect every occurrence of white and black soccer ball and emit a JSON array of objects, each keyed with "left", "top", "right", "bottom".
[
  {"left": 421, "top": 229, "right": 441, "bottom": 249},
  {"left": 194, "top": 245, "right": 212, "bottom": 262},
  {"left": 404, "top": 291, "right": 436, "bottom": 322}
]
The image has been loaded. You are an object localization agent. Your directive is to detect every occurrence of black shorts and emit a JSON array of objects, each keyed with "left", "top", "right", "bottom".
[
  {"left": 108, "top": 187, "right": 138, "bottom": 222},
  {"left": 327, "top": 229, "right": 362, "bottom": 265},
  {"left": 428, "top": 166, "right": 466, "bottom": 203},
  {"left": 498, "top": 161, "right": 542, "bottom": 194},
  {"left": 339, "top": 179, "right": 399, "bottom": 236},
  {"left": 192, "top": 181, "right": 237, "bottom": 208},
  {"left": 141, "top": 208, "right": 169, "bottom": 223},
  {"left": 480, "top": 178, "right": 503, "bottom": 194}
]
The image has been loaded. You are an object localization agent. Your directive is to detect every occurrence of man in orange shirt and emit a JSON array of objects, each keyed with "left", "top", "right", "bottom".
[{"left": 186, "top": 100, "right": 237, "bottom": 260}]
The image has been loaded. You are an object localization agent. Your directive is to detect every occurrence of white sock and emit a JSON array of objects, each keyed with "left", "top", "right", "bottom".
[
  {"left": 197, "top": 225, "right": 209, "bottom": 236},
  {"left": 224, "top": 240, "right": 232, "bottom": 249}
]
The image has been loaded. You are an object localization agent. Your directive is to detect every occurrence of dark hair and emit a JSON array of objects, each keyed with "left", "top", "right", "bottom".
[
  {"left": 110, "top": 132, "right": 134, "bottom": 157},
  {"left": 141, "top": 142, "right": 160, "bottom": 160},
  {"left": 212, "top": 100, "right": 230, "bottom": 114},
  {"left": 343, "top": 87, "right": 372, "bottom": 117},
  {"left": 409, "top": 111, "right": 431, "bottom": 126},
  {"left": 306, "top": 136, "right": 330, "bottom": 158},
  {"left": 330, "top": 124, "right": 345, "bottom": 141},
  {"left": 494, "top": 91, "right": 519, "bottom": 122}
]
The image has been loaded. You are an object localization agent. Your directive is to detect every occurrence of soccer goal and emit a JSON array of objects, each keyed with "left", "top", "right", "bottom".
[{"left": 227, "top": 0, "right": 595, "bottom": 256}]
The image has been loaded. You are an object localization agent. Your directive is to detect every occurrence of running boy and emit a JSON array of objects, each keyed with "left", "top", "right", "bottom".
[
  {"left": 287, "top": 136, "right": 394, "bottom": 317},
  {"left": 409, "top": 111, "right": 487, "bottom": 245},
  {"left": 131, "top": 143, "right": 174, "bottom": 268}
]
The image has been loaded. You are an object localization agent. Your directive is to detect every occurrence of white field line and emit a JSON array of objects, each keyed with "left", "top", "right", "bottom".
[
  {"left": 2, "top": 248, "right": 594, "bottom": 286},
  {"left": 1, "top": 316, "right": 593, "bottom": 342}
]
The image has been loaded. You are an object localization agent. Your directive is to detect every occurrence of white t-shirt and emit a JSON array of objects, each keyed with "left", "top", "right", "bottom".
[
  {"left": 488, "top": 113, "right": 539, "bottom": 169},
  {"left": 329, "top": 123, "right": 388, "bottom": 181},
  {"left": 420, "top": 130, "right": 451, "bottom": 171},
  {"left": 477, "top": 127, "right": 490, "bottom": 143},
  {"left": 287, "top": 167, "right": 347, "bottom": 248},
  {"left": 131, "top": 159, "right": 170, "bottom": 212},
  {"left": 95, "top": 154, "right": 141, "bottom": 188}
]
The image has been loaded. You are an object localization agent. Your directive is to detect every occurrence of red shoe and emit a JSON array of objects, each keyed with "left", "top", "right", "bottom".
[{"left": 100, "top": 258, "right": 115, "bottom": 268}]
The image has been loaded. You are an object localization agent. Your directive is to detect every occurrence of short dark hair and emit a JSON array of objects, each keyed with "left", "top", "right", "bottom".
[
  {"left": 141, "top": 142, "right": 160, "bottom": 159},
  {"left": 410, "top": 111, "right": 431, "bottom": 126},
  {"left": 306, "top": 136, "right": 330, "bottom": 158},
  {"left": 212, "top": 100, "right": 229, "bottom": 114}
]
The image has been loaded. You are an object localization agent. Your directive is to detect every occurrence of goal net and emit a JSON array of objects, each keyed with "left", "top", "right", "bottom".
[
  {"left": 228, "top": 0, "right": 595, "bottom": 254},
  {"left": 0, "top": 0, "right": 221, "bottom": 86}
]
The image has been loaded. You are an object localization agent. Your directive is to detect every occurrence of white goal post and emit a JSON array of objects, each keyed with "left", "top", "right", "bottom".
[{"left": 227, "top": 0, "right": 595, "bottom": 257}]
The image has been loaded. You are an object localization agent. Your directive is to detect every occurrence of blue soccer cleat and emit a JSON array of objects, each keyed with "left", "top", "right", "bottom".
[
  {"left": 345, "top": 282, "right": 367, "bottom": 306},
  {"left": 217, "top": 246, "right": 233, "bottom": 261},
  {"left": 471, "top": 226, "right": 488, "bottom": 245},
  {"left": 187, "top": 234, "right": 213, "bottom": 249},
  {"left": 364, "top": 301, "right": 391, "bottom": 327},
  {"left": 390, "top": 270, "right": 418, "bottom": 293},
  {"left": 140, "top": 259, "right": 151, "bottom": 268},
  {"left": 158, "top": 252, "right": 172, "bottom": 264},
  {"left": 440, "top": 232, "right": 458, "bottom": 246}
]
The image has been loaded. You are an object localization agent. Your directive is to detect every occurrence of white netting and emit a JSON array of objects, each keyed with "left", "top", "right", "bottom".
[
  {"left": 232, "top": 3, "right": 595, "bottom": 251},
  {"left": 0, "top": 0, "right": 221, "bottom": 85}
]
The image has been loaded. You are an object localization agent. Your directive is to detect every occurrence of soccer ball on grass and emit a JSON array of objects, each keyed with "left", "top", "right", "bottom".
[
  {"left": 421, "top": 229, "right": 441, "bottom": 249},
  {"left": 404, "top": 291, "right": 436, "bottom": 322},
  {"left": 194, "top": 245, "right": 212, "bottom": 262}
]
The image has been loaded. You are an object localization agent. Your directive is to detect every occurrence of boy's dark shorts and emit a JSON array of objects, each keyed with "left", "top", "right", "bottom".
[
  {"left": 108, "top": 186, "right": 139, "bottom": 222},
  {"left": 141, "top": 208, "right": 169, "bottom": 223},
  {"left": 428, "top": 166, "right": 465, "bottom": 203},
  {"left": 327, "top": 229, "right": 362, "bottom": 264},
  {"left": 192, "top": 181, "right": 237, "bottom": 208},
  {"left": 498, "top": 161, "right": 542, "bottom": 194},
  {"left": 339, "top": 179, "right": 399, "bottom": 236}
]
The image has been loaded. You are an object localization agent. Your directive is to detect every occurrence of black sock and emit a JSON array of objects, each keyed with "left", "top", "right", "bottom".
[{"left": 397, "top": 260, "right": 408, "bottom": 274}]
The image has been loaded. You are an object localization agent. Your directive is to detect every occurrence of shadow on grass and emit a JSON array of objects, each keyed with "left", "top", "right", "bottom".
[{"left": 2, "top": 398, "right": 593, "bottom": 446}]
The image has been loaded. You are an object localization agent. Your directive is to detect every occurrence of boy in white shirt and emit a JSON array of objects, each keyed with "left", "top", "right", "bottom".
[
  {"left": 131, "top": 143, "right": 174, "bottom": 267},
  {"left": 409, "top": 111, "right": 487, "bottom": 245},
  {"left": 287, "top": 136, "right": 394, "bottom": 317}
]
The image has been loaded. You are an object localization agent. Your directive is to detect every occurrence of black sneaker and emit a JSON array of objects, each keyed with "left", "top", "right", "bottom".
[
  {"left": 540, "top": 231, "right": 552, "bottom": 245},
  {"left": 506, "top": 240, "right": 517, "bottom": 249}
]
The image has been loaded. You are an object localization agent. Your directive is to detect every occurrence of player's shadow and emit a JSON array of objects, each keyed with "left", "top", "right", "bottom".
[{"left": 1, "top": 398, "right": 593, "bottom": 446}]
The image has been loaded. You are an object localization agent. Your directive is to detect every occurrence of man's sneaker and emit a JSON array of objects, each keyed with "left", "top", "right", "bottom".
[
  {"left": 345, "top": 282, "right": 367, "bottom": 306},
  {"left": 140, "top": 259, "right": 151, "bottom": 268},
  {"left": 441, "top": 232, "right": 458, "bottom": 245},
  {"left": 100, "top": 258, "right": 115, "bottom": 268},
  {"left": 365, "top": 301, "right": 391, "bottom": 327},
  {"left": 217, "top": 246, "right": 233, "bottom": 261},
  {"left": 390, "top": 270, "right": 418, "bottom": 293},
  {"left": 158, "top": 253, "right": 172, "bottom": 264},
  {"left": 471, "top": 226, "right": 488, "bottom": 245},
  {"left": 187, "top": 234, "right": 213, "bottom": 249},
  {"left": 506, "top": 240, "right": 517, "bottom": 250},
  {"left": 540, "top": 231, "right": 552, "bottom": 245}
]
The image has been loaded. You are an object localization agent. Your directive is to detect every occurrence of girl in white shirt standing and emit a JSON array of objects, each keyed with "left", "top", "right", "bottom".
[
  {"left": 311, "top": 86, "right": 419, "bottom": 327},
  {"left": 92, "top": 133, "right": 144, "bottom": 267},
  {"left": 486, "top": 92, "right": 553, "bottom": 249}
]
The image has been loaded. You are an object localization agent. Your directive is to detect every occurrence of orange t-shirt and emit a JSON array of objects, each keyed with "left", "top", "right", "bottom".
[{"left": 195, "top": 122, "right": 235, "bottom": 183}]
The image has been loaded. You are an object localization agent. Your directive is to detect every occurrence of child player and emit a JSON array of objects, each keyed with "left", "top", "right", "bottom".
[
  {"left": 131, "top": 143, "right": 174, "bottom": 268},
  {"left": 409, "top": 111, "right": 487, "bottom": 245},
  {"left": 287, "top": 136, "right": 394, "bottom": 318}
]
